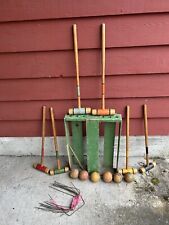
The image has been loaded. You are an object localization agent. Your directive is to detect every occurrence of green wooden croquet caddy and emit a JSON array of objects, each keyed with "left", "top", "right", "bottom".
[{"left": 64, "top": 114, "right": 122, "bottom": 173}]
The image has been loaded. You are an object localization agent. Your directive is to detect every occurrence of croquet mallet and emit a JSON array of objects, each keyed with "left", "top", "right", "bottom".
[
  {"left": 33, "top": 106, "right": 50, "bottom": 174},
  {"left": 68, "top": 24, "right": 91, "bottom": 115},
  {"left": 119, "top": 105, "right": 137, "bottom": 175},
  {"left": 139, "top": 104, "right": 156, "bottom": 173},
  {"left": 113, "top": 117, "right": 123, "bottom": 183},
  {"left": 92, "top": 23, "right": 115, "bottom": 116},
  {"left": 49, "top": 107, "right": 69, "bottom": 175}
]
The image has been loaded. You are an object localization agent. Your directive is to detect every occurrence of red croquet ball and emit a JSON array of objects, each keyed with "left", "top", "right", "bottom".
[{"left": 79, "top": 170, "right": 89, "bottom": 181}]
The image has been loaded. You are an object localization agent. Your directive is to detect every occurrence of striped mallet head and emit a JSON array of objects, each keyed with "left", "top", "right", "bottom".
[
  {"left": 117, "top": 168, "right": 137, "bottom": 175},
  {"left": 33, "top": 163, "right": 50, "bottom": 174},
  {"left": 49, "top": 167, "right": 69, "bottom": 175},
  {"left": 68, "top": 107, "right": 91, "bottom": 115},
  {"left": 92, "top": 108, "right": 115, "bottom": 116}
]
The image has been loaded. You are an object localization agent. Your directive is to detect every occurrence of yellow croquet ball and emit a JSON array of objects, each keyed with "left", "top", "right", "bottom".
[{"left": 90, "top": 172, "right": 100, "bottom": 183}]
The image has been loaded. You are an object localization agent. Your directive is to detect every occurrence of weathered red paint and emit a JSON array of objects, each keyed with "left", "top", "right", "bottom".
[
  {"left": 0, "top": 97, "right": 169, "bottom": 121},
  {"left": 1, "top": 14, "right": 169, "bottom": 52},
  {"left": 0, "top": 75, "right": 169, "bottom": 101},
  {"left": 0, "top": 0, "right": 169, "bottom": 22},
  {"left": 1, "top": 46, "right": 169, "bottom": 79},
  {"left": 0, "top": 2, "right": 168, "bottom": 136},
  {"left": 0, "top": 118, "right": 169, "bottom": 137}
]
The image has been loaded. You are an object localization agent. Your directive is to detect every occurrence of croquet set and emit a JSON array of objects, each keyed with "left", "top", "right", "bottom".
[{"left": 33, "top": 24, "right": 156, "bottom": 184}]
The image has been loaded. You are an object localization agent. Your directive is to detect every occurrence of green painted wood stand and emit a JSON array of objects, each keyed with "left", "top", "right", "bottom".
[{"left": 64, "top": 114, "right": 122, "bottom": 173}]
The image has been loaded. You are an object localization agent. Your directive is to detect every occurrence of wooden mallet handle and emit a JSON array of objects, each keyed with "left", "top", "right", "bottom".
[
  {"left": 143, "top": 104, "right": 149, "bottom": 166},
  {"left": 41, "top": 106, "right": 46, "bottom": 165},
  {"left": 102, "top": 23, "right": 106, "bottom": 110},
  {"left": 73, "top": 24, "right": 81, "bottom": 108},
  {"left": 126, "top": 105, "right": 130, "bottom": 169},
  {"left": 50, "top": 107, "right": 61, "bottom": 170}
]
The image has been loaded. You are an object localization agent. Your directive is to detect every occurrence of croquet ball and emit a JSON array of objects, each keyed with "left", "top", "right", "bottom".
[
  {"left": 102, "top": 171, "right": 113, "bottom": 183},
  {"left": 79, "top": 170, "right": 89, "bottom": 181},
  {"left": 113, "top": 173, "right": 122, "bottom": 183},
  {"left": 90, "top": 172, "right": 100, "bottom": 183},
  {"left": 69, "top": 168, "right": 79, "bottom": 179},
  {"left": 124, "top": 172, "right": 134, "bottom": 183}
]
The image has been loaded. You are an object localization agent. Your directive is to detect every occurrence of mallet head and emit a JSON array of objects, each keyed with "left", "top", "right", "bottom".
[
  {"left": 92, "top": 109, "right": 115, "bottom": 116},
  {"left": 139, "top": 161, "right": 156, "bottom": 174},
  {"left": 49, "top": 167, "right": 69, "bottom": 175},
  {"left": 33, "top": 163, "right": 50, "bottom": 174},
  {"left": 68, "top": 108, "right": 91, "bottom": 115},
  {"left": 121, "top": 168, "right": 137, "bottom": 175}
]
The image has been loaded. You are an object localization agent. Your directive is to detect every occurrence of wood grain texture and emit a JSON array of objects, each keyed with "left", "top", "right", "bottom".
[
  {"left": 1, "top": 46, "right": 169, "bottom": 79},
  {"left": 1, "top": 14, "right": 169, "bottom": 52},
  {"left": 0, "top": 0, "right": 169, "bottom": 22}
]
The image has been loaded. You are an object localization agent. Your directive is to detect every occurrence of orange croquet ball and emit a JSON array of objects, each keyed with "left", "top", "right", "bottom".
[
  {"left": 79, "top": 170, "right": 89, "bottom": 181},
  {"left": 102, "top": 171, "right": 113, "bottom": 183}
]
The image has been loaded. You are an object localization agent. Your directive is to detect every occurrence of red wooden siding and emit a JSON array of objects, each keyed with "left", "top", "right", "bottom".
[
  {"left": 2, "top": 47, "right": 169, "bottom": 79},
  {"left": 1, "top": 119, "right": 169, "bottom": 137},
  {"left": 1, "top": 75, "right": 169, "bottom": 101},
  {"left": 0, "top": 98, "right": 169, "bottom": 121},
  {"left": 1, "top": 0, "right": 169, "bottom": 22},
  {"left": 2, "top": 14, "right": 169, "bottom": 52},
  {"left": 0, "top": 1, "right": 169, "bottom": 136}
]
